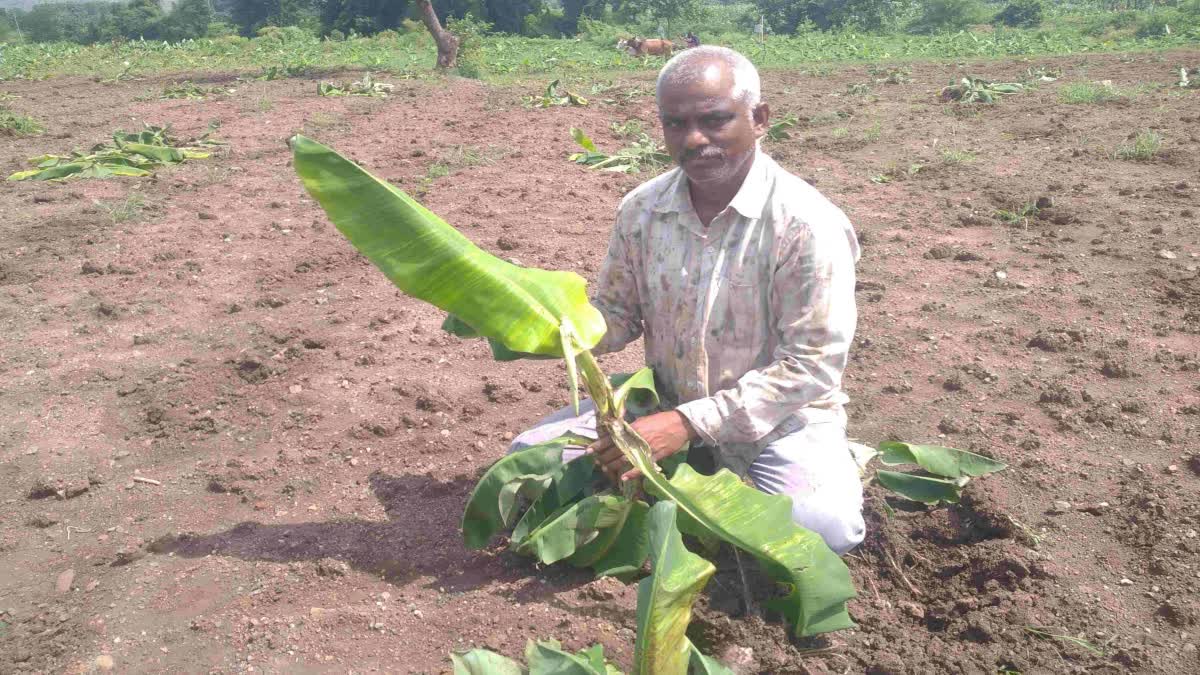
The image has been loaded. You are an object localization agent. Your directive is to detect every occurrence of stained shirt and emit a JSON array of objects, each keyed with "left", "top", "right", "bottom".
[{"left": 591, "top": 150, "right": 860, "bottom": 466}]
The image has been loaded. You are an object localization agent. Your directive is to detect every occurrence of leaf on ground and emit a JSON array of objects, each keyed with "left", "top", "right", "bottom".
[
  {"left": 451, "top": 649, "right": 524, "bottom": 675},
  {"left": 879, "top": 441, "right": 1006, "bottom": 478},
  {"left": 876, "top": 470, "right": 962, "bottom": 504}
]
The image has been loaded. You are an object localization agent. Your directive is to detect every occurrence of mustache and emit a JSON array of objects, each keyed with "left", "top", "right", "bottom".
[{"left": 682, "top": 147, "right": 724, "bottom": 162}]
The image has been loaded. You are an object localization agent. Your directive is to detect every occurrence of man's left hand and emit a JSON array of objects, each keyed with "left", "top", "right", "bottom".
[{"left": 586, "top": 410, "right": 698, "bottom": 483}]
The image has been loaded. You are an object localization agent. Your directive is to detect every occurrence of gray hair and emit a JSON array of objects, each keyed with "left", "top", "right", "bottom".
[{"left": 655, "top": 46, "right": 762, "bottom": 108}]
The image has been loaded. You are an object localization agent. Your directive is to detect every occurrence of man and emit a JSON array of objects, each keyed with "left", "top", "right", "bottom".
[
  {"left": 684, "top": 31, "right": 700, "bottom": 48},
  {"left": 511, "top": 46, "right": 864, "bottom": 554}
]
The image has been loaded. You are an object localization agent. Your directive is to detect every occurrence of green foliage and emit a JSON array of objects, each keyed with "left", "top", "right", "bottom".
[
  {"left": 290, "top": 135, "right": 606, "bottom": 360},
  {"left": 447, "top": 14, "right": 492, "bottom": 79},
  {"left": 0, "top": 108, "right": 43, "bottom": 136},
  {"left": 317, "top": 72, "right": 394, "bottom": 97},
  {"left": 907, "top": 0, "right": 990, "bottom": 35},
  {"left": 521, "top": 79, "right": 588, "bottom": 108},
  {"left": 95, "top": 191, "right": 147, "bottom": 224},
  {"left": 159, "top": 0, "right": 214, "bottom": 42},
  {"left": 609, "top": 119, "right": 644, "bottom": 139},
  {"left": 1058, "top": 81, "right": 1125, "bottom": 103},
  {"left": 995, "top": 0, "right": 1045, "bottom": 28},
  {"left": 940, "top": 77, "right": 1024, "bottom": 103},
  {"left": 1115, "top": 129, "right": 1163, "bottom": 160},
  {"left": 568, "top": 127, "right": 670, "bottom": 174},
  {"left": 766, "top": 111, "right": 799, "bottom": 140},
  {"left": 452, "top": 638, "right": 628, "bottom": 675},
  {"left": 160, "top": 81, "right": 229, "bottom": 100},
  {"left": 755, "top": 0, "right": 900, "bottom": 33},
  {"left": 940, "top": 147, "right": 976, "bottom": 163},
  {"left": 873, "top": 442, "right": 1006, "bottom": 505},
  {"left": 8, "top": 124, "right": 221, "bottom": 182}
]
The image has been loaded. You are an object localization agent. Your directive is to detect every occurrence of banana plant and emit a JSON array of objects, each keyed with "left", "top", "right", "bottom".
[{"left": 290, "top": 135, "right": 856, "bottom": 673}]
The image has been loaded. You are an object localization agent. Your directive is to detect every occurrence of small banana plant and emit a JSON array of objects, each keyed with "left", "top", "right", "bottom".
[
  {"left": 940, "top": 77, "right": 1024, "bottom": 104},
  {"left": 291, "top": 136, "right": 857, "bottom": 673}
]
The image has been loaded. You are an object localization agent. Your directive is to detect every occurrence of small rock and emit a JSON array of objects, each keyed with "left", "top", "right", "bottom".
[
  {"left": 496, "top": 236, "right": 519, "bottom": 251},
  {"left": 55, "top": 569, "right": 75, "bottom": 593},
  {"left": 81, "top": 261, "right": 105, "bottom": 275},
  {"left": 898, "top": 601, "right": 925, "bottom": 620},
  {"left": 1167, "top": 465, "right": 1179, "bottom": 474},
  {"left": 1035, "top": 196, "right": 1054, "bottom": 209},
  {"left": 310, "top": 607, "right": 326, "bottom": 620},
  {"left": 1120, "top": 577, "right": 1134, "bottom": 586},
  {"left": 26, "top": 513, "right": 59, "bottom": 528},
  {"left": 1050, "top": 500, "right": 1072, "bottom": 514},
  {"left": 315, "top": 558, "right": 348, "bottom": 577},
  {"left": 198, "top": 211, "right": 216, "bottom": 220},
  {"left": 1158, "top": 249, "right": 1177, "bottom": 260},
  {"left": 993, "top": 270, "right": 1008, "bottom": 281},
  {"left": 95, "top": 655, "right": 115, "bottom": 671}
]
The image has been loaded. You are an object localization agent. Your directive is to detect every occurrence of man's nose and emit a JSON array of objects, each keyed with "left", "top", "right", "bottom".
[{"left": 683, "top": 125, "right": 708, "bottom": 149}]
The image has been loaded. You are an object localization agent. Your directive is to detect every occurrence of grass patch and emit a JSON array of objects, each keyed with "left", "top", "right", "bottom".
[
  {"left": 1115, "top": 129, "right": 1163, "bottom": 160},
  {"left": 95, "top": 192, "right": 147, "bottom": 224},
  {"left": 941, "top": 148, "right": 977, "bottom": 164},
  {"left": 0, "top": 108, "right": 44, "bottom": 136},
  {"left": 1058, "top": 81, "right": 1126, "bottom": 103}
]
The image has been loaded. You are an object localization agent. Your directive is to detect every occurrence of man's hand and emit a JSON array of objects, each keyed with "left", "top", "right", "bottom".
[{"left": 586, "top": 410, "right": 699, "bottom": 483}]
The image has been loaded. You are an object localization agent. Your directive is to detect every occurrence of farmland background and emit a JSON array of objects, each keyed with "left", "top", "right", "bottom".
[{"left": 1, "top": 0, "right": 1199, "bottom": 674}]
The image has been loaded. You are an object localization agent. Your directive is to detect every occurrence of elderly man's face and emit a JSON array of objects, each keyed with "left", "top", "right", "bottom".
[{"left": 658, "top": 62, "right": 768, "bottom": 186}]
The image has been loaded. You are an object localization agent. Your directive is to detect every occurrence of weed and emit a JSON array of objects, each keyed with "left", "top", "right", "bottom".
[
  {"left": 161, "top": 81, "right": 210, "bottom": 100},
  {"left": 95, "top": 192, "right": 146, "bottom": 224},
  {"left": 426, "top": 162, "right": 451, "bottom": 179},
  {"left": 1023, "top": 627, "right": 1104, "bottom": 656},
  {"left": 1115, "top": 129, "right": 1163, "bottom": 160},
  {"left": 810, "top": 110, "right": 851, "bottom": 126},
  {"left": 995, "top": 202, "right": 1040, "bottom": 225},
  {"left": 941, "top": 148, "right": 977, "bottom": 164},
  {"left": 609, "top": 119, "right": 644, "bottom": 139},
  {"left": 0, "top": 108, "right": 43, "bottom": 136},
  {"left": 871, "top": 161, "right": 925, "bottom": 184},
  {"left": 1058, "top": 81, "right": 1125, "bottom": 103},
  {"left": 256, "top": 97, "right": 274, "bottom": 113},
  {"left": 869, "top": 64, "right": 911, "bottom": 84},
  {"left": 846, "top": 82, "right": 872, "bottom": 96},
  {"left": 863, "top": 120, "right": 883, "bottom": 143},
  {"left": 767, "top": 112, "right": 799, "bottom": 141},
  {"left": 831, "top": 126, "right": 850, "bottom": 139},
  {"left": 521, "top": 79, "right": 587, "bottom": 108},
  {"left": 1025, "top": 66, "right": 1062, "bottom": 83}
]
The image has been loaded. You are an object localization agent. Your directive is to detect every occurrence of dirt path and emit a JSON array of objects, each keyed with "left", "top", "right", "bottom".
[{"left": 1, "top": 50, "right": 1198, "bottom": 674}]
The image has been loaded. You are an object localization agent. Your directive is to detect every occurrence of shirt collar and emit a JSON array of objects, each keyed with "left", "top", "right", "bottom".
[{"left": 651, "top": 148, "right": 770, "bottom": 221}]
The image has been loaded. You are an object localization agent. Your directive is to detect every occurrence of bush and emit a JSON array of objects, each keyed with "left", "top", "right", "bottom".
[
  {"left": 577, "top": 17, "right": 626, "bottom": 45},
  {"left": 523, "top": 9, "right": 563, "bottom": 37},
  {"left": 995, "top": 0, "right": 1044, "bottom": 28},
  {"left": 256, "top": 25, "right": 317, "bottom": 43},
  {"left": 907, "top": 0, "right": 990, "bottom": 34},
  {"left": 447, "top": 14, "right": 491, "bottom": 79}
]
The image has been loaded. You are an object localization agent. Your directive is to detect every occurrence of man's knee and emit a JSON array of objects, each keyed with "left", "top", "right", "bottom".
[{"left": 791, "top": 501, "right": 865, "bottom": 555}]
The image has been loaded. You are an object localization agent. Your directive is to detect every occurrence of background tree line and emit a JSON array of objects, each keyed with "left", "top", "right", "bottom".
[{"left": 1, "top": 0, "right": 1197, "bottom": 45}]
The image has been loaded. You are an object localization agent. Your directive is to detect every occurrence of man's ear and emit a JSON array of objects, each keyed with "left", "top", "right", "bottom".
[{"left": 751, "top": 102, "right": 771, "bottom": 139}]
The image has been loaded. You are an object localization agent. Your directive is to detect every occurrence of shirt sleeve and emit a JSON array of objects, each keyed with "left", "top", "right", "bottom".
[
  {"left": 676, "top": 213, "right": 857, "bottom": 445},
  {"left": 589, "top": 203, "right": 644, "bottom": 355}
]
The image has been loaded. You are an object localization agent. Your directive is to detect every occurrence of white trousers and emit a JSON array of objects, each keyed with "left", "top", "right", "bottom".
[{"left": 509, "top": 401, "right": 866, "bottom": 555}]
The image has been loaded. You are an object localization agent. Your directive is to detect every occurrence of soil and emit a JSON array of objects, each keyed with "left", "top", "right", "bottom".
[{"left": 1, "top": 49, "right": 1198, "bottom": 674}]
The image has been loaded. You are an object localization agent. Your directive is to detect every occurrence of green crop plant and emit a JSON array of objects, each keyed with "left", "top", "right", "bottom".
[
  {"left": 610, "top": 119, "right": 645, "bottom": 139},
  {"left": 317, "top": 72, "right": 393, "bottom": 98},
  {"left": 940, "top": 148, "right": 976, "bottom": 164},
  {"left": 161, "top": 81, "right": 211, "bottom": 100},
  {"left": 859, "top": 442, "right": 1005, "bottom": 505},
  {"left": 766, "top": 112, "right": 799, "bottom": 141},
  {"left": 940, "top": 77, "right": 1024, "bottom": 104},
  {"left": 8, "top": 124, "right": 223, "bottom": 182},
  {"left": 292, "top": 135, "right": 882, "bottom": 672},
  {"left": 95, "top": 192, "right": 147, "bottom": 224},
  {"left": 863, "top": 120, "right": 883, "bottom": 143},
  {"left": 0, "top": 108, "right": 43, "bottom": 136},
  {"left": 522, "top": 79, "right": 588, "bottom": 108},
  {"left": 1058, "top": 81, "right": 1125, "bottom": 104},
  {"left": 995, "top": 201, "right": 1040, "bottom": 226},
  {"left": 569, "top": 128, "right": 669, "bottom": 174},
  {"left": 1115, "top": 129, "right": 1163, "bottom": 161}
]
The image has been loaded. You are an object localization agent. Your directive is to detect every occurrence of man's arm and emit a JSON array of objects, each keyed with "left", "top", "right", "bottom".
[
  {"left": 589, "top": 207, "right": 643, "bottom": 355},
  {"left": 675, "top": 215, "right": 857, "bottom": 446}
]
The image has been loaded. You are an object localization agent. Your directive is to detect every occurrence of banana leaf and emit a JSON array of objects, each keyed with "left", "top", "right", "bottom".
[
  {"left": 452, "top": 649, "right": 523, "bottom": 675},
  {"left": 580, "top": 499, "right": 650, "bottom": 579},
  {"left": 290, "top": 135, "right": 606, "bottom": 359},
  {"left": 634, "top": 501, "right": 715, "bottom": 675},
  {"left": 461, "top": 434, "right": 593, "bottom": 549},
  {"left": 527, "top": 639, "right": 617, "bottom": 675},
  {"left": 511, "top": 454, "right": 596, "bottom": 547},
  {"left": 879, "top": 441, "right": 1006, "bottom": 479},
  {"left": 515, "top": 494, "right": 631, "bottom": 564},
  {"left": 688, "top": 647, "right": 734, "bottom": 675},
  {"left": 876, "top": 470, "right": 963, "bottom": 505}
]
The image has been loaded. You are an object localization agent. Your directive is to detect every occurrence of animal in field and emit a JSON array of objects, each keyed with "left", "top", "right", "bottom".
[{"left": 617, "top": 36, "right": 675, "bottom": 57}]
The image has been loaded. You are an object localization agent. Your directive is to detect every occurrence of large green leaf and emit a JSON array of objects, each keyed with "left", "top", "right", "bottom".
[
  {"left": 452, "top": 649, "right": 524, "bottom": 675},
  {"left": 688, "top": 646, "right": 734, "bottom": 675},
  {"left": 879, "top": 442, "right": 1006, "bottom": 479},
  {"left": 461, "top": 435, "right": 593, "bottom": 549},
  {"left": 290, "top": 135, "right": 606, "bottom": 358},
  {"left": 635, "top": 502, "right": 715, "bottom": 675},
  {"left": 515, "top": 494, "right": 630, "bottom": 564},
  {"left": 876, "top": 470, "right": 963, "bottom": 505},
  {"left": 582, "top": 499, "right": 650, "bottom": 579},
  {"left": 511, "top": 455, "right": 596, "bottom": 547},
  {"left": 527, "top": 639, "right": 615, "bottom": 675}
]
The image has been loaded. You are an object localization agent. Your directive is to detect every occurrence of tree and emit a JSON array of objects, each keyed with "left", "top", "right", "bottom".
[
  {"left": 321, "top": 0, "right": 412, "bottom": 35},
  {"left": 159, "top": 0, "right": 215, "bottom": 41},
  {"left": 416, "top": 0, "right": 459, "bottom": 68},
  {"left": 641, "top": 0, "right": 705, "bottom": 35},
  {"left": 753, "top": 0, "right": 899, "bottom": 33}
]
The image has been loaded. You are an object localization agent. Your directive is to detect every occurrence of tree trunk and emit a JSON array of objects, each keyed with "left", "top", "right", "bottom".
[{"left": 416, "top": 0, "right": 459, "bottom": 69}]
